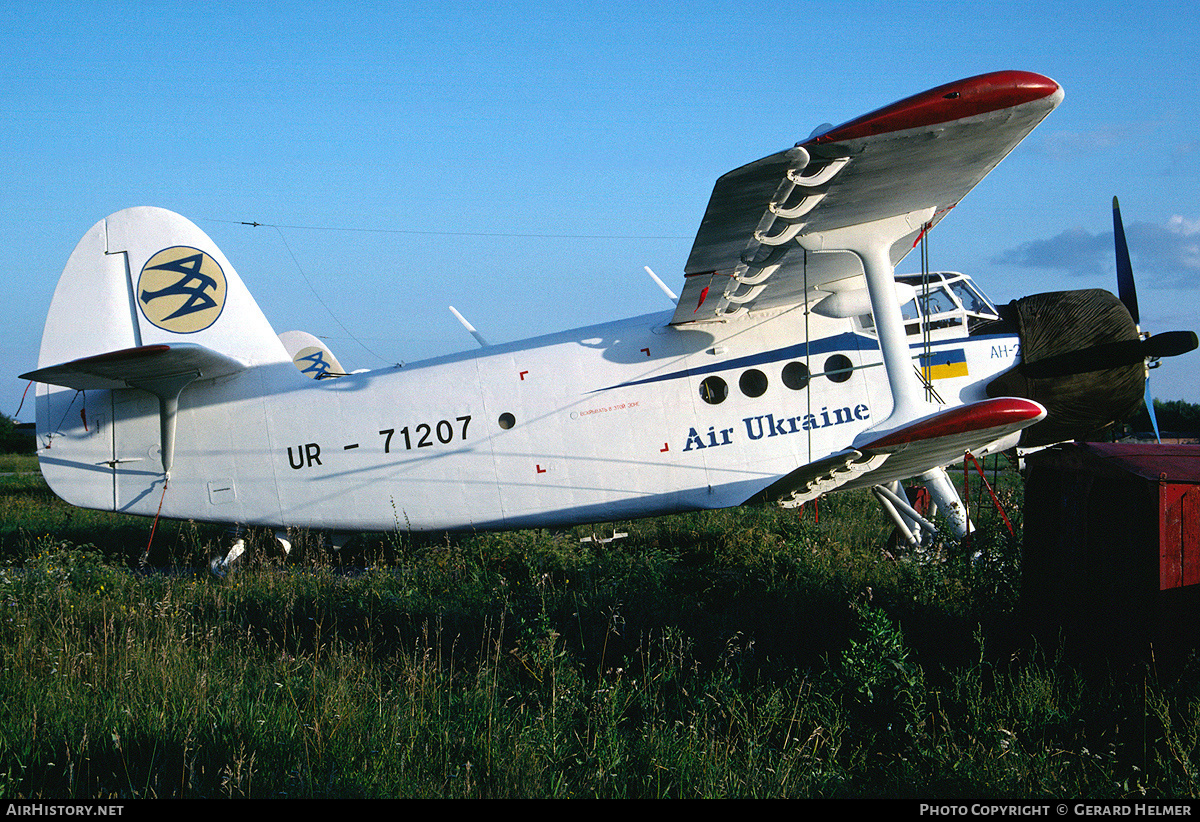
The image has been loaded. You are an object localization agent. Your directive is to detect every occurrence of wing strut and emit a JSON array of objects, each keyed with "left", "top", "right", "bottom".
[
  {"left": 799, "top": 207, "right": 936, "bottom": 437},
  {"left": 874, "top": 467, "right": 973, "bottom": 544},
  {"left": 873, "top": 481, "right": 936, "bottom": 549},
  {"left": 918, "top": 465, "right": 971, "bottom": 538}
]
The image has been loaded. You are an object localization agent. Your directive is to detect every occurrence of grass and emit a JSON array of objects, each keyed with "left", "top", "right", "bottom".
[{"left": 1, "top": 454, "right": 1198, "bottom": 798}]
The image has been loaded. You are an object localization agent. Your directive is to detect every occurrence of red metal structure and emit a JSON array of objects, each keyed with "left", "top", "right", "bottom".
[{"left": 1022, "top": 442, "right": 1200, "bottom": 657}]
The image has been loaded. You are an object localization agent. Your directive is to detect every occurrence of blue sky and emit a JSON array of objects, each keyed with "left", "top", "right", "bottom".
[{"left": 4, "top": 0, "right": 1199, "bottom": 421}]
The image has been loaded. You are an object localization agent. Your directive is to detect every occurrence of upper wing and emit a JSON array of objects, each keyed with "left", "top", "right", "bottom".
[{"left": 673, "top": 71, "right": 1063, "bottom": 324}]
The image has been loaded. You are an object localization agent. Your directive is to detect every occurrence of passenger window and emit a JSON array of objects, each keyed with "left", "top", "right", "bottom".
[
  {"left": 739, "top": 369, "right": 768, "bottom": 397},
  {"left": 825, "top": 355, "right": 853, "bottom": 383},
  {"left": 782, "top": 362, "right": 810, "bottom": 390},
  {"left": 699, "top": 376, "right": 728, "bottom": 405}
]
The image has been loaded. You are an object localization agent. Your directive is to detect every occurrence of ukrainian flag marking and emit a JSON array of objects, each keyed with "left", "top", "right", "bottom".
[{"left": 919, "top": 348, "right": 969, "bottom": 381}]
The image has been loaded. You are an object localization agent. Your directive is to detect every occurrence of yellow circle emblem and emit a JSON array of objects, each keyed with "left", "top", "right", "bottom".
[
  {"left": 137, "top": 246, "right": 228, "bottom": 333},
  {"left": 293, "top": 346, "right": 339, "bottom": 380}
]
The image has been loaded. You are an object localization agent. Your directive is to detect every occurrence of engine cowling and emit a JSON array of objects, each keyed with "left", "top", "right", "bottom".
[{"left": 985, "top": 289, "right": 1146, "bottom": 447}]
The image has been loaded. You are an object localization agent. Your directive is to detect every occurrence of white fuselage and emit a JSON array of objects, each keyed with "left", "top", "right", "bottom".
[{"left": 38, "top": 297, "right": 1019, "bottom": 533}]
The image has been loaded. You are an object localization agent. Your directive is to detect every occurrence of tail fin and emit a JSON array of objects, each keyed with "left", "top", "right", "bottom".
[
  {"left": 24, "top": 208, "right": 290, "bottom": 509},
  {"left": 278, "top": 330, "right": 349, "bottom": 379},
  {"left": 36, "top": 207, "right": 289, "bottom": 369}
]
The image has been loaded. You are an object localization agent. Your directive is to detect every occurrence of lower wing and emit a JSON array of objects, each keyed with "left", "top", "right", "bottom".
[{"left": 746, "top": 397, "right": 1045, "bottom": 507}]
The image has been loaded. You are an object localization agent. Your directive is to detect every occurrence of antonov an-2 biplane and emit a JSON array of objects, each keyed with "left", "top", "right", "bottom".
[{"left": 22, "top": 71, "right": 1198, "bottom": 570}]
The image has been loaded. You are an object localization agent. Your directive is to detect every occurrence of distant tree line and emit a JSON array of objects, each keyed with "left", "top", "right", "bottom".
[
  {"left": 0, "top": 413, "right": 34, "bottom": 454},
  {"left": 1123, "top": 398, "right": 1200, "bottom": 437}
]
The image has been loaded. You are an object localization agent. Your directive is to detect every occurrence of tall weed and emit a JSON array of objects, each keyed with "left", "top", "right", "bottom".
[{"left": 1, "top": 464, "right": 1198, "bottom": 797}]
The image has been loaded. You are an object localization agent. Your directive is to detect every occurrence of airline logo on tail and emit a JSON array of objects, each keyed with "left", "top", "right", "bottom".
[
  {"left": 137, "top": 246, "right": 227, "bottom": 333},
  {"left": 294, "top": 347, "right": 340, "bottom": 379}
]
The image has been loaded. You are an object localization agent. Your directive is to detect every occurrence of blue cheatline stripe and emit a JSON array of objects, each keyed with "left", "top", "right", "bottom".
[
  {"left": 918, "top": 348, "right": 966, "bottom": 367},
  {"left": 590, "top": 331, "right": 1011, "bottom": 394},
  {"left": 590, "top": 333, "right": 872, "bottom": 393}
]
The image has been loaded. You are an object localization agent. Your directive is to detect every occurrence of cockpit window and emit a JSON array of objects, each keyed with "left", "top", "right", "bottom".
[
  {"left": 858, "top": 272, "right": 1000, "bottom": 337},
  {"left": 949, "top": 278, "right": 997, "bottom": 316},
  {"left": 919, "top": 288, "right": 958, "bottom": 317}
]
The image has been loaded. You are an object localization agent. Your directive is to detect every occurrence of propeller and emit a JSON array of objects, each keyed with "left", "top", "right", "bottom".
[
  {"left": 1112, "top": 196, "right": 1198, "bottom": 442},
  {"left": 987, "top": 199, "right": 1196, "bottom": 447},
  {"left": 1113, "top": 197, "right": 1139, "bottom": 325},
  {"left": 1018, "top": 331, "right": 1198, "bottom": 380}
]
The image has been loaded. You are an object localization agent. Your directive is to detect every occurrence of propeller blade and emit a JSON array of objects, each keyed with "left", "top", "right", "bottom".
[
  {"left": 1018, "top": 332, "right": 1197, "bottom": 380},
  {"left": 1113, "top": 196, "right": 1140, "bottom": 325},
  {"left": 1020, "top": 339, "right": 1143, "bottom": 379},
  {"left": 1145, "top": 379, "right": 1161, "bottom": 443},
  {"left": 1143, "top": 330, "right": 1199, "bottom": 359}
]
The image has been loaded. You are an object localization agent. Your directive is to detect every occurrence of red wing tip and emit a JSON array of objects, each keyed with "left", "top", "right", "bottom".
[
  {"left": 806, "top": 71, "right": 1061, "bottom": 145},
  {"left": 861, "top": 398, "right": 1046, "bottom": 450}
]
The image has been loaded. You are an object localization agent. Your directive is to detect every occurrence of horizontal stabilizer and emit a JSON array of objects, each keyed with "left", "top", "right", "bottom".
[
  {"left": 22, "top": 343, "right": 247, "bottom": 476},
  {"left": 21, "top": 343, "right": 244, "bottom": 392}
]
